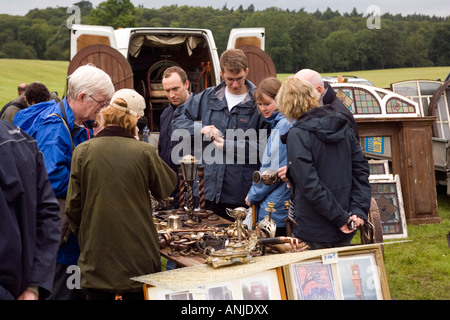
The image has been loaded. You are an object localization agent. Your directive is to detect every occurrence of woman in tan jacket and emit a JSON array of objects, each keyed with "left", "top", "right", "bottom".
[{"left": 66, "top": 89, "right": 177, "bottom": 300}]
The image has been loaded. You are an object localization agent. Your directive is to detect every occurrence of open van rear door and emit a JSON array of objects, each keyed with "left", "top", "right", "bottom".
[
  {"left": 227, "top": 28, "right": 265, "bottom": 50},
  {"left": 70, "top": 24, "right": 117, "bottom": 60},
  {"left": 227, "top": 28, "right": 276, "bottom": 86}
]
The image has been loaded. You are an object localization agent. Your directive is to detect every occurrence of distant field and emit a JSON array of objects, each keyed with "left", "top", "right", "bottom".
[
  {"left": 0, "top": 59, "right": 69, "bottom": 108},
  {"left": 279, "top": 66, "right": 449, "bottom": 88},
  {"left": 1, "top": 58, "right": 448, "bottom": 108}
]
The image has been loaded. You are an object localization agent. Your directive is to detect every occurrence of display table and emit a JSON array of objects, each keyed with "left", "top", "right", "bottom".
[
  {"left": 134, "top": 243, "right": 390, "bottom": 300},
  {"left": 158, "top": 214, "right": 232, "bottom": 268}
]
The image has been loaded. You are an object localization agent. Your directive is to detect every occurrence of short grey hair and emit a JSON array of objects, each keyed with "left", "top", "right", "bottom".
[{"left": 67, "top": 64, "right": 115, "bottom": 101}]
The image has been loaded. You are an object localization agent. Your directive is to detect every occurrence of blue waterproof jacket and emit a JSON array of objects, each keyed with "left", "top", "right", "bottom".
[
  {"left": 247, "top": 112, "right": 292, "bottom": 227},
  {"left": 14, "top": 98, "right": 92, "bottom": 199},
  {"left": 173, "top": 80, "right": 268, "bottom": 205}
]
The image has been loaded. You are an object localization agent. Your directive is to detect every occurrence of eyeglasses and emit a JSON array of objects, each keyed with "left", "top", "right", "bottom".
[
  {"left": 89, "top": 95, "right": 109, "bottom": 108},
  {"left": 224, "top": 76, "right": 245, "bottom": 84}
]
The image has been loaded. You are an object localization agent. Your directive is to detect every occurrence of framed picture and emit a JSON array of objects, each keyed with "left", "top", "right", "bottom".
[
  {"left": 283, "top": 244, "right": 390, "bottom": 300},
  {"left": 336, "top": 253, "right": 384, "bottom": 300},
  {"left": 369, "top": 174, "right": 408, "bottom": 239},
  {"left": 143, "top": 267, "right": 285, "bottom": 300},
  {"left": 286, "top": 260, "right": 338, "bottom": 300},
  {"left": 368, "top": 159, "right": 390, "bottom": 178}
]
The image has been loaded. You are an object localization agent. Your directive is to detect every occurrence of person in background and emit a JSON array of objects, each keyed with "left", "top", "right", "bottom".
[
  {"left": 277, "top": 76, "right": 371, "bottom": 250},
  {"left": 294, "top": 68, "right": 359, "bottom": 140},
  {"left": 173, "top": 48, "right": 268, "bottom": 219},
  {"left": 1, "top": 82, "right": 51, "bottom": 123},
  {"left": 14, "top": 64, "right": 115, "bottom": 300},
  {"left": 245, "top": 77, "right": 292, "bottom": 236},
  {"left": 0, "top": 119, "right": 60, "bottom": 300},
  {"left": 158, "top": 66, "right": 193, "bottom": 208},
  {"left": 18, "top": 83, "right": 27, "bottom": 96},
  {"left": 66, "top": 89, "right": 177, "bottom": 300}
]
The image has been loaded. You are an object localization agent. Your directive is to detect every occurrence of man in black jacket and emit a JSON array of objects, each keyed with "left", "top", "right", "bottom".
[
  {"left": 0, "top": 119, "right": 60, "bottom": 300},
  {"left": 158, "top": 66, "right": 192, "bottom": 208}
]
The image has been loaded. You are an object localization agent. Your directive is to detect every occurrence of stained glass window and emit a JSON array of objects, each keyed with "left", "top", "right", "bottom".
[
  {"left": 336, "top": 89, "right": 355, "bottom": 114},
  {"left": 385, "top": 98, "right": 416, "bottom": 114},
  {"left": 369, "top": 175, "right": 408, "bottom": 239},
  {"left": 354, "top": 88, "right": 381, "bottom": 114}
]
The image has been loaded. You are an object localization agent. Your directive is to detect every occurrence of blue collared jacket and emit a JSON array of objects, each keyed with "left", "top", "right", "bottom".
[{"left": 247, "top": 111, "right": 292, "bottom": 228}]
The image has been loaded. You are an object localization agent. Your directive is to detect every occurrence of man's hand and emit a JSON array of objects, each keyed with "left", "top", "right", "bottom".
[
  {"left": 201, "top": 125, "right": 224, "bottom": 149},
  {"left": 17, "top": 289, "right": 38, "bottom": 300},
  {"left": 277, "top": 165, "right": 290, "bottom": 188}
]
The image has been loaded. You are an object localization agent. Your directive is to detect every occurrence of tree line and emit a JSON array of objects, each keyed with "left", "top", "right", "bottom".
[{"left": 0, "top": 0, "right": 448, "bottom": 73}]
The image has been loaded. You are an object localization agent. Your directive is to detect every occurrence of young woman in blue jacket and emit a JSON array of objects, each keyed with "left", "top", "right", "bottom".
[{"left": 245, "top": 77, "right": 292, "bottom": 236}]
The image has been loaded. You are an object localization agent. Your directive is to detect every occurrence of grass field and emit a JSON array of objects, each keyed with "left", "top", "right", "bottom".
[
  {"left": 1, "top": 59, "right": 449, "bottom": 299},
  {"left": 278, "top": 66, "right": 450, "bottom": 89},
  {"left": 0, "top": 59, "right": 69, "bottom": 108}
]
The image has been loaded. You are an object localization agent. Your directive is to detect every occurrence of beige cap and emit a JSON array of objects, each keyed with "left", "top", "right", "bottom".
[{"left": 109, "top": 89, "right": 145, "bottom": 117}]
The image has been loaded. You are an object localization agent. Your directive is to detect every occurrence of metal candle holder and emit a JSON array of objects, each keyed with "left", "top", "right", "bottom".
[{"left": 179, "top": 155, "right": 201, "bottom": 225}]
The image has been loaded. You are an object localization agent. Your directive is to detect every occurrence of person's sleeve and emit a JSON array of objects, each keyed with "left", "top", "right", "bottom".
[
  {"left": 30, "top": 146, "right": 61, "bottom": 300},
  {"left": 35, "top": 120, "right": 73, "bottom": 199},
  {"left": 65, "top": 146, "right": 83, "bottom": 237},
  {"left": 147, "top": 147, "right": 178, "bottom": 201},
  {"left": 349, "top": 135, "right": 371, "bottom": 220}
]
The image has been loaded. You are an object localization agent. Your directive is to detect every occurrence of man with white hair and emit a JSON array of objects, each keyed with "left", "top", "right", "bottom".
[{"left": 14, "top": 64, "right": 115, "bottom": 300}]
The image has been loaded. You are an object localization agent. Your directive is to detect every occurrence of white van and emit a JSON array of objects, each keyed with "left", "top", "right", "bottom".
[{"left": 69, "top": 25, "right": 274, "bottom": 138}]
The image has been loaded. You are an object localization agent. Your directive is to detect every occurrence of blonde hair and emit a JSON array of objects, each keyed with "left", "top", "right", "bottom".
[
  {"left": 100, "top": 98, "right": 138, "bottom": 135},
  {"left": 276, "top": 76, "right": 320, "bottom": 121}
]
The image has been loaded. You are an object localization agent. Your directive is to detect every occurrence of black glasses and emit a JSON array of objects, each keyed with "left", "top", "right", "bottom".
[{"left": 89, "top": 95, "right": 109, "bottom": 108}]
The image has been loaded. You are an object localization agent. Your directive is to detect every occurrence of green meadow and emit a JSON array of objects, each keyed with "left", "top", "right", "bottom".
[
  {"left": 0, "top": 59, "right": 69, "bottom": 108},
  {"left": 1, "top": 59, "right": 449, "bottom": 299}
]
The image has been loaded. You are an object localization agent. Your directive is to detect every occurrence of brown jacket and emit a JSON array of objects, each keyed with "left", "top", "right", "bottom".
[{"left": 66, "top": 126, "right": 177, "bottom": 293}]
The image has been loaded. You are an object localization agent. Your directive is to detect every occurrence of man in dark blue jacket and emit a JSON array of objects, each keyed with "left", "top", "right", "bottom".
[
  {"left": 0, "top": 120, "right": 60, "bottom": 300},
  {"left": 158, "top": 66, "right": 193, "bottom": 208}
]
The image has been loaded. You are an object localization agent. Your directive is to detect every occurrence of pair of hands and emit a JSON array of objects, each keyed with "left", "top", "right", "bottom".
[{"left": 201, "top": 125, "right": 224, "bottom": 149}]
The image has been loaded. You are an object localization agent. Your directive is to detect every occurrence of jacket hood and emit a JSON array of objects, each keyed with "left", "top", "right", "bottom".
[{"left": 294, "top": 106, "right": 348, "bottom": 144}]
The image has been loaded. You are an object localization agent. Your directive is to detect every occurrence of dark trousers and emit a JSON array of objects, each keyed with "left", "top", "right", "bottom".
[
  {"left": 46, "top": 263, "right": 85, "bottom": 300},
  {"left": 303, "top": 237, "right": 353, "bottom": 250}
]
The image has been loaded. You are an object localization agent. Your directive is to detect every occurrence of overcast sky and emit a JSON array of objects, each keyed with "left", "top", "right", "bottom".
[{"left": 0, "top": 0, "right": 448, "bottom": 17}]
